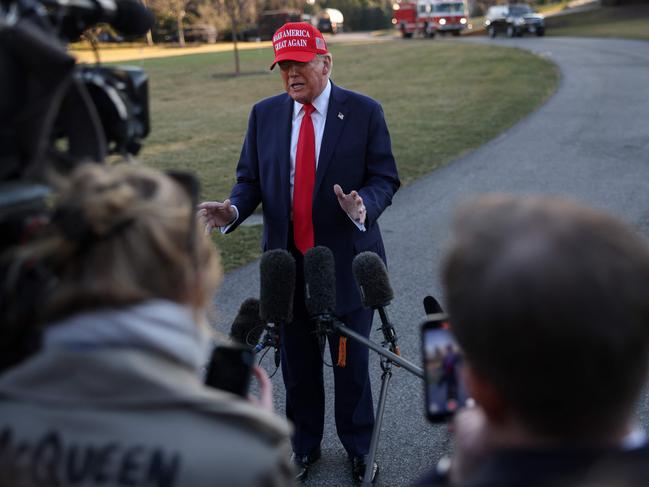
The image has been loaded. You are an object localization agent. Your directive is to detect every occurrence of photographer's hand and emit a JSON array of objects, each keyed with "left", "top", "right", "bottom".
[
  {"left": 198, "top": 200, "right": 237, "bottom": 233},
  {"left": 448, "top": 407, "right": 492, "bottom": 484},
  {"left": 248, "top": 366, "right": 274, "bottom": 413}
]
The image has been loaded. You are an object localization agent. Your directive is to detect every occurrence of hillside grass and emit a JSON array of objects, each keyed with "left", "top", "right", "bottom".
[
  {"left": 128, "top": 40, "right": 558, "bottom": 271},
  {"left": 546, "top": 4, "right": 649, "bottom": 40}
]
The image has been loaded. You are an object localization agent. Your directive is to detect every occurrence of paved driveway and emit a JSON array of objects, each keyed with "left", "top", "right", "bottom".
[{"left": 212, "top": 36, "right": 649, "bottom": 486}]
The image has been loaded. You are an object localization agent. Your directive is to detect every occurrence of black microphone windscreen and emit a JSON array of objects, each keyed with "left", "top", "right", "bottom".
[
  {"left": 113, "top": 0, "right": 154, "bottom": 36},
  {"left": 230, "top": 298, "right": 264, "bottom": 347},
  {"left": 352, "top": 251, "right": 394, "bottom": 309},
  {"left": 259, "top": 249, "right": 295, "bottom": 323},
  {"left": 423, "top": 295, "right": 444, "bottom": 315},
  {"left": 303, "top": 246, "right": 336, "bottom": 317}
]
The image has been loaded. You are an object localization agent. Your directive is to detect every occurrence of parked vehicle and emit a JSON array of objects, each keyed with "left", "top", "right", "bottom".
[
  {"left": 392, "top": 0, "right": 468, "bottom": 38},
  {"left": 241, "top": 9, "right": 302, "bottom": 41},
  {"left": 153, "top": 24, "right": 217, "bottom": 44},
  {"left": 317, "top": 8, "right": 344, "bottom": 34},
  {"left": 184, "top": 25, "right": 217, "bottom": 44},
  {"left": 484, "top": 4, "right": 545, "bottom": 38},
  {"left": 95, "top": 29, "right": 124, "bottom": 43}
]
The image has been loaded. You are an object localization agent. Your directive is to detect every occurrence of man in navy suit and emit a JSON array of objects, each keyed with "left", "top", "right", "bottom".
[{"left": 200, "top": 22, "right": 399, "bottom": 483}]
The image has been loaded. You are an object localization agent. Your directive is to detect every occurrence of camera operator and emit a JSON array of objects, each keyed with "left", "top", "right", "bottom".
[
  {"left": 0, "top": 164, "right": 294, "bottom": 486},
  {"left": 416, "top": 195, "right": 649, "bottom": 487}
]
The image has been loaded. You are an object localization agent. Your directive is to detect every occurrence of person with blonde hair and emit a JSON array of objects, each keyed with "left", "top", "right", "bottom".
[{"left": 0, "top": 164, "right": 294, "bottom": 487}]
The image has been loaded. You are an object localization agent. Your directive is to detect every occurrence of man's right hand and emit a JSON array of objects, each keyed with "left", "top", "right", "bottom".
[
  {"left": 247, "top": 366, "right": 274, "bottom": 413},
  {"left": 198, "top": 199, "right": 236, "bottom": 233},
  {"left": 449, "top": 407, "right": 492, "bottom": 484}
]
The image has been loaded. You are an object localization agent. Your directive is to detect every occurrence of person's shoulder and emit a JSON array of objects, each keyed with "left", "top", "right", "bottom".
[
  {"left": 182, "top": 390, "right": 294, "bottom": 481},
  {"left": 191, "top": 385, "right": 292, "bottom": 443},
  {"left": 583, "top": 444, "right": 649, "bottom": 486}
]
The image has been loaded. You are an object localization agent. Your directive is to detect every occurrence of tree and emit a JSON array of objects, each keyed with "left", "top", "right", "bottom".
[
  {"left": 260, "top": 0, "right": 306, "bottom": 10},
  {"left": 150, "top": 0, "right": 192, "bottom": 46},
  {"left": 211, "top": 0, "right": 257, "bottom": 75}
]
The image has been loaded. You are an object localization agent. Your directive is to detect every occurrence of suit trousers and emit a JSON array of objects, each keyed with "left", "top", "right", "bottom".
[{"left": 280, "top": 235, "right": 375, "bottom": 458}]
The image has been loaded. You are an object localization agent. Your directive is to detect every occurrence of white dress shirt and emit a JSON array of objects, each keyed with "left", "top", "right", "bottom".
[{"left": 289, "top": 79, "right": 331, "bottom": 201}]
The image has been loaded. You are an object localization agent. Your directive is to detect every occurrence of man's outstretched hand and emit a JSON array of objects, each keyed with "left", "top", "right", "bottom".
[
  {"left": 334, "top": 184, "right": 366, "bottom": 226},
  {"left": 198, "top": 199, "right": 236, "bottom": 233}
]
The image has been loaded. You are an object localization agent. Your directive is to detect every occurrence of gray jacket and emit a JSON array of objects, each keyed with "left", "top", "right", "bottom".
[{"left": 0, "top": 324, "right": 294, "bottom": 487}]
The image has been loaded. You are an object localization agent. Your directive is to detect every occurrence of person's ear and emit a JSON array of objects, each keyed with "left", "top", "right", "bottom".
[
  {"left": 464, "top": 364, "right": 508, "bottom": 425},
  {"left": 322, "top": 55, "right": 332, "bottom": 75}
]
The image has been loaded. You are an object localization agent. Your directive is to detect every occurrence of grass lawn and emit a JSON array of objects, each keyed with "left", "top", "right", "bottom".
[
  {"left": 545, "top": 4, "right": 649, "bottom": 40},
  {"left": 132, "top": 40, "right": 558, "bottom": 271}
]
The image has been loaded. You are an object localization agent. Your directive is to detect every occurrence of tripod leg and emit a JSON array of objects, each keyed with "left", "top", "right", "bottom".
[{"left": 362, "top": 366, "right": 392, "bottom": 486}]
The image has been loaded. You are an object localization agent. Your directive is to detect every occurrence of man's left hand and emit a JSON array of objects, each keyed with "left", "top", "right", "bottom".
[{"left": 334, "top": 184, "right": 366, "bottom": 225}]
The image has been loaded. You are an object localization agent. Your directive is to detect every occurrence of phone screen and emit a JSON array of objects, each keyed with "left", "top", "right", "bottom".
[
  {"left": 421, "top": 315, "right": 471, "bottom": 422},
  {"left": 204, "top": 344, "right": 254, "bottom": 398}
]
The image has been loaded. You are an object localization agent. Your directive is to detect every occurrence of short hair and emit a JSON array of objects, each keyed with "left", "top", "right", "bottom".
[
  {"left": 28, "top": 164, "right": 221, "bottom": 321},
  {"left": 443, "top": 195, "right": 649, "bottom": 439}
]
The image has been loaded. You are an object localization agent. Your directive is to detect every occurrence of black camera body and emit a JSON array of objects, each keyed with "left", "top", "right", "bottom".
[
  {"left": 76, "top": 64, "right": 150, "bottom": 156},
  {"left": 0, "top": 0, "right": 153, "bottom": 371},
  {"left": 1, "top": 0, "right": 152, "bottom": 178}
]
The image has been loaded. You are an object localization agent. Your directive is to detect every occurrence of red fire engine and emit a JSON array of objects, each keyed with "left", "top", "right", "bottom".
[{"left": 392, "top": 0, "right": 468, "bottom": 38}]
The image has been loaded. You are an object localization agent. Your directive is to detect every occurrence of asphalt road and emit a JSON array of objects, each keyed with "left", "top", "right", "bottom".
[{"left": 212, "top": 36, "right": 649, "bottom": 486}]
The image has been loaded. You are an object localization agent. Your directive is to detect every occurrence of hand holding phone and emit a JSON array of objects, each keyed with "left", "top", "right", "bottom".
[
  {"left": 421, "top": 314, "right": 472, "bottom": 422},
  {"left": 247, "top": 366, "right": 274, "bottom": 413},
  {"left": 449, "top": 407, "right": 491, "bottom": 483},
  {"left": 205, "top": 344, "right": 254, "bottom": 398}
]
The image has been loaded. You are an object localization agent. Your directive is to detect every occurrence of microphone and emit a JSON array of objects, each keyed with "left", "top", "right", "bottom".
[
  {"left": 303, "top": 246, "right": 337, "bottom": 357},
  {"left": 423, "top": 295, "right": 444, "bottom": 316},
  {"left": 260, "top": 249, "right": 295, "bottom": 324},
  {"left": 229, "top": 298, "right": 264, "bottom": 348},
  {"left": 352, "top": 251, "right": 400, "bottom": 355},
  {"left": 304, "top": 246, "right": 336, "bottom": 320},
  {"left": 259, "top": 249, "right": 296, "bottom": 367},
  {"left": 47, "top": 0, "right": 155, "bottom": 40},
  {"left": 352, "top": 251, "right": 394, "bottom": 309}
]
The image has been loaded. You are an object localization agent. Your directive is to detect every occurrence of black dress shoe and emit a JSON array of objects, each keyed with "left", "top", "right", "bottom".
[
  {"left": 290, "top": 447, "right": 321, "bottom": 482},
  {"left": 351, "top": 456, "right": 379, "bottom": 484}
]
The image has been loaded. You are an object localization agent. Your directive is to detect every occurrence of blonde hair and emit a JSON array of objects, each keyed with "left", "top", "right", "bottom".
[{"left": 30, "top": 164, "right": 221, "bottom": 320}]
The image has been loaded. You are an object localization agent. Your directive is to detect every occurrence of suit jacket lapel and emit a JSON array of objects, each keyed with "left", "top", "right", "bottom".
[
  {"left": 314, "top": 82, "right": 348, "bottom": 200},
  {"left": 278, "top": 95, "right": 293, "bottom": 216}
]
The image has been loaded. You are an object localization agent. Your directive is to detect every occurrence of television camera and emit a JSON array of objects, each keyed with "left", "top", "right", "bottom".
[{"left": 0, "top": 0, "right": 154, "bottom": 371}]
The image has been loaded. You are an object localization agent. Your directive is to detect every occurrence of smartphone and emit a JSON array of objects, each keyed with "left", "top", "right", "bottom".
[
  {"left": 421, "top": 314, "right": 471, "bottom": 422},
  {"left": 204, "top": 344, "right": 254, "bottom": 398}
]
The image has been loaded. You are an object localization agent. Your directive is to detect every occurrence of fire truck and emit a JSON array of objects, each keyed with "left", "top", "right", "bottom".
[{"left": 392, "top": 0, "right": 468, "bottom": 38}]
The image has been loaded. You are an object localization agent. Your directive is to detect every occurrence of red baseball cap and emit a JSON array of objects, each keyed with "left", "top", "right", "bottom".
[{"left": 270, "top": 22, "right": 328, "bottom": 70}]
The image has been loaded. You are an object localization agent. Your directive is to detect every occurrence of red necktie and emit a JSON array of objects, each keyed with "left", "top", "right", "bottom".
[{"left": 293, "top": 103, "right": 316, "bottom": 254}]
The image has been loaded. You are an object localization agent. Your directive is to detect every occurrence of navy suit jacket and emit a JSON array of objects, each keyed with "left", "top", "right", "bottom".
[{"left": 227, "top": 82, "right": 400, "bottom": 315}]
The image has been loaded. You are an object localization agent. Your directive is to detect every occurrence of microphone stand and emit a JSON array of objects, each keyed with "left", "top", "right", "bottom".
[
  {"left": 325, "top": 316, "right": 423, "bottom": 487},
  {"left": 330, "top": 321, "right": 422, "bottom": 378}
]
